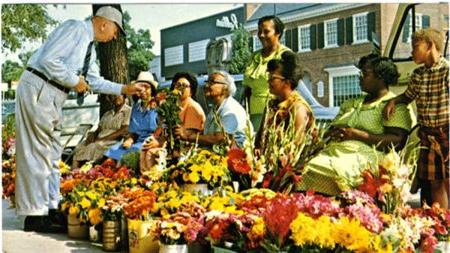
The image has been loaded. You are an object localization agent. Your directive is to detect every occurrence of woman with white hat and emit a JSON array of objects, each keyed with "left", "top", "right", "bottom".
[{"left": 104, "top": 71, "right": 159, "bottom": 161}]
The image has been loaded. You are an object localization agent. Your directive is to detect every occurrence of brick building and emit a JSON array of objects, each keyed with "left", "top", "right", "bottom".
[{"left": 244, "top": 3, "right": 403, "bottom": 107}]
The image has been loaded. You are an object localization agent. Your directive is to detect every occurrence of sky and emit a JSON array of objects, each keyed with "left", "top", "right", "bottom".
[{"left": 4, "top": 3, "right": 241, "bottom": 61}]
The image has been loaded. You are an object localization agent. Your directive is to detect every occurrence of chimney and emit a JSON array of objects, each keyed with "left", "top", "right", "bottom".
[{"left": 244, "top": 4, "right": 260, "bottom": 20}]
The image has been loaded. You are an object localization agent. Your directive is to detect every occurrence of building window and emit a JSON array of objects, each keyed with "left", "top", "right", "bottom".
[
  {"left": 188, "top": 39, "right": 210, "bottom": 62},
  {"left": 298, "top": 24, "right": 311, "bottom": 52},
  {"left": 253, "top": 35, "right": 262, "bottom": 51},
  {"left": 325, "top": 65, "right": 361, "bottom": 107},
  {"left": 164, "top": 45, "right": 184, "bottom": 67},
  {"left": 405, "top": 12, "right": 423, "bottom": 43},
  {"left": 353, "top": 12, "right": 368, "bottom": 43},
  {"left": 324, "top": 19, "right": 338, "bottom": 47},
  {"left": 332, "top": 75, "right": 361, "bottom": 107}
]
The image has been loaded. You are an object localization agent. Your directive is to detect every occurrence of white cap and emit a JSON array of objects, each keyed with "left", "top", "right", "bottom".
[
  {"left": 135, "top": 71, "right": 158, "bottom": 89},
  {"left": 95, "top": 6, "right": 126, "bottom": 35}
]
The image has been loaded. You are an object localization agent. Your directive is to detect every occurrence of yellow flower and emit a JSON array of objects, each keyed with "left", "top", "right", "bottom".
[
  {"left": 61, "top": 202, "right": 69, "bottom": 211},
  {"left": 86, "top": 191, "right": 97, "bottom": 200},
  {"left": 314, "top": 216, "right": 335, "bottom": 249},
  {"left": 79, "top": 197, "right": 91, "bottom": 209},
  {"left": 189, "top": 164, "right": 202, "bottom": 172},
  {"left": 188, "top": 172, "right": 200, "bottom": 183},
  {"left": 97, "top": 198, "right": 106, "bottom": 208},
  {"left": 88, "top": 208, "right": 103, "bottom": 225},
  {"left": 248, "top": 217, "right": 265, "bottom": 241},
  {"left": 333, "top": 217, "right": 373, "bottom": 252},
  {"left": 290, "top": 213, "right": 317, "bottom": 247},
  {"left": 69, "top": 205, "right": 80, "bottom": 216},
  {"left": 202, "top": 164, "right": 212, "bottom": 181}
]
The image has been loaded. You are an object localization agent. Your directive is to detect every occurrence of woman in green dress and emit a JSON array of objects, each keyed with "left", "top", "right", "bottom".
[
  {"left": 243, "top": 15, "right": 291, "bottom": 132},
  {"left": 298, "top": 54, "right": 415, "bottom": 195}
]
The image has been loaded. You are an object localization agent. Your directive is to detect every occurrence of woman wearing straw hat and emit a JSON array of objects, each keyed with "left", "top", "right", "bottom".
[{"left": 104, "top": 71, "right": 159, "bottom": 161}]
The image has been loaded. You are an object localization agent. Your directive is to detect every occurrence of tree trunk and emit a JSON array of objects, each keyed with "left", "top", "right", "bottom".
[{"left": 92, "top": 4, "right": 129, "bottom": 117}]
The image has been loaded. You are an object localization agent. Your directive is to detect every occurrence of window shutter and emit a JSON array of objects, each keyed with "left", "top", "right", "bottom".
[
  {"left": 285, "top": 29, "right": 292, "bottom": 49},
  {"left": 346, "top": 17, "right": 353, "bottom": 45},
  {"left": 318, "top": 22, "right": 324, "bottom": 49},
  {"left": 337, "top": 19, "right": 345, "bottom": 46},
  {"left": 402, "top": 14, "right": 411, "bottom": 43},
  {"left": 249, "top": 36, "right": 254, "bottom": 52},
  {"left": 367, "top": 12, "right": 376, "bottom": 41},
  {"left": 422, "top": 15, "right": 430, "bottom": 28},
  {"left": 310, "top": 24, "right": 317, "bottom": 50},
  {"left": 292, "top": 28, "right": 299, "bottom": 52}
]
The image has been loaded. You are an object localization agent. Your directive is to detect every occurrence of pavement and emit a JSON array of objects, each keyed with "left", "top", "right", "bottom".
[{"left": 2, "top": 200, "right": 105, "bottom": 253}]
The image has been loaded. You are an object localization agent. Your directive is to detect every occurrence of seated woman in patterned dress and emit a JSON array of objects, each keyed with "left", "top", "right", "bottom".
[
  {"left": 255, "top": 50, "right": 315, "bottom": 150},
  {"left": 297, "top": 54, "right": 415, "bottom": 195},
  {"left": 104, "top": 72, "right": 159, "bottom": 162},
  {"left": 71, "top": 94, "right": 131, "bottom": 169}
]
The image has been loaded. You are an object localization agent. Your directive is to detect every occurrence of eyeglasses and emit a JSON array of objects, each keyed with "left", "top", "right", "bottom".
[
  {"left": 174, "top": 82, "right": 190, "bottom": 89},
  {"left": 268, "top": 74, "right": 286, "bottom": 82},
  {"left": 205, "top": 79, "right": 227, "bottom": 87}
]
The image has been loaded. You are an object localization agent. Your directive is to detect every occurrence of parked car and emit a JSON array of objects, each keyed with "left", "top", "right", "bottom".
[{"left": 159, "top": 73, "right": 339, "bottom": 122}]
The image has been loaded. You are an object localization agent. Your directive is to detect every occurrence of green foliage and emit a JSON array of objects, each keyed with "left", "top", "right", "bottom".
[
  {"left": 1, "top": 51, "right": 34, "bottom": 84},
  {"left": 123, "top": 11, "right": 155, "bottom": 80},
  {"left": 1, "top": 4, "right": 57, "bottom": 53},
  {"left": 120, "top": 151, "right": 140, "bottom": 174},
  {"left": 229, "top": 25, "right": 252, "bottom": 74},
  {"left": 1, "top": 60, "right": 22, "bottom": 84}
]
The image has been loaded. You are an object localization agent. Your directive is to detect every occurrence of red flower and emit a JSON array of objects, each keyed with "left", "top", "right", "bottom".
[
  {"left": 227, "top": 148, "right": 251, "bottom": 175},
  {"left": 358, "top": 170, "right": 388, "bottom": 198},
  {"left": 102, "top": 158, "right": 115, "bottom": 168},
  {"left": 262, "top": 172, "right": 273, "bottom": 188}
]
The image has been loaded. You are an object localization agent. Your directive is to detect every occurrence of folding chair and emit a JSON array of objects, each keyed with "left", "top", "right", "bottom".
[{"left": 62, "top": 123, "right": 93, "bottom": 163}]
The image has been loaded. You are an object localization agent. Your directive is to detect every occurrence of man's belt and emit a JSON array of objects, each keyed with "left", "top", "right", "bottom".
[{"left": 26, "top": 67, "right": 71, "bottom": 94}]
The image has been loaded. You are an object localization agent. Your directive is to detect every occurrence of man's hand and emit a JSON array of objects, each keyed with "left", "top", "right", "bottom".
[
  {"left": 383, "top": 99, "right": 396, "bottom": 121},
  {"left": 121, "top": 82, "right": 149, "bottom": 96},
  {"left": 74, "top": 76, "right": 91, "bottom": 93},
  {"left": 122, "top": 137, "right": 134, "bottom": 149}
]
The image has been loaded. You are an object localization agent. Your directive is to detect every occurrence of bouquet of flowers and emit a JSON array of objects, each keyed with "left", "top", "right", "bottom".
[
  {"left": 155, "top": 89, "right": 182, "bottom": 154},
  {"left": 122, "top": 187, "right": 158, "bottom": 220},
  {"left": 60, "top": 181, "right": 106, "bottom": 225},
  {"left": 167, "top": 149, "right": 230, "bottom": 188},
  {"left": 358, "top": 148, "right": 413, "bottom": 214},
  {"left": 152, "top": 202, "right": 207, "bottom": 245}
]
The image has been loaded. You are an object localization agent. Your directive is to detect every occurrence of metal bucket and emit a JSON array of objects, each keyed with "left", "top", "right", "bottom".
[
  {"left": 67, "top": 214, "right": 88, "bottom": 239},
  {"left": 103, "top": 220, "right": 120, "bottom": 251}
]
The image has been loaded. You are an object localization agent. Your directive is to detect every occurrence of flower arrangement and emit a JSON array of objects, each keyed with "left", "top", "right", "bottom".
[
  {"left": 151, "top": 202, "right": 207, "bottom": 245},
  {"left": 122, "top": 187, "right": 158, "bottom": 220},
  {"left": 167, "top": 149, "right": 230, "bottom": 188},
  {"left": 60, "top": 182, "right": 106, "bottom": 224},
  {"left": 156, "top": 188, "right": 201, "bottom": 217},
  {"left": 2, "top": 157, "right": 16, "bottom": 203},
  {"left": 358, "top": 148, "right": 414, "bottom": 214},
  {"left": 2, "top": 115, "right": 16, "bottom": 206},
  {"left": 155, "top": 88, "right": 182, "bottom": 154}
]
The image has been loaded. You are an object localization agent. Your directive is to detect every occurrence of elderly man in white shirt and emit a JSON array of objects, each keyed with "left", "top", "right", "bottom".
[{"left": 15, "top": 6, "right": 148, "bottom": 233}]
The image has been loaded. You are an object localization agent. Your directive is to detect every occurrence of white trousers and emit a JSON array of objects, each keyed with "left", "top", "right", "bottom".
[{"left": 15, "top": 71, "right": 67, "bottom": 216}]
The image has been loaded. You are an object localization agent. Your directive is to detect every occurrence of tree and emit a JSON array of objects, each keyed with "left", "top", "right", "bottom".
[
  {"left": 229, "top": 25, "right": 252, "bottom": 74},
  {"left": 1, "top": 4, "right": 57, "bottom": 54},
  {"left": 123, "top": 12, "right": 155, "bottom": 81},
  {"left": 93, "top": 4, "right": 129, "bottom": 116},
  {"left": 1, "top": 60, "right": 21, "bottom": 86},
  {"left": 1, "top": 50, "right": 34, "bottom": 87}
]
